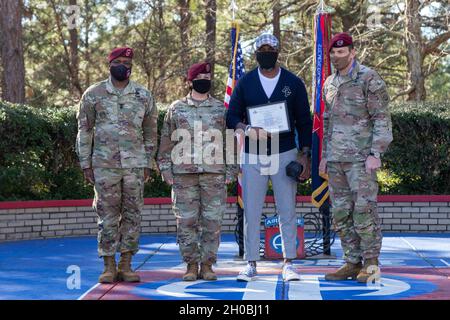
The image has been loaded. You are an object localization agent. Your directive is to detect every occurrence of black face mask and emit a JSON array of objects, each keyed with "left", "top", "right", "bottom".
[
  {"left": 256, "top": 51, "right": 278, "bottom": 70},
  {"left": 192, "top": 79, "right": 211, "bottom": 94},
  {"left": 110, "top": 64, "right": 132, "bottom": 81}
]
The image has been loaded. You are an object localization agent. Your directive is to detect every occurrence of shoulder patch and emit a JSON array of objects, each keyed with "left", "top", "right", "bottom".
[
  {"left": 368, "top": 76, "right": 386, "bottom": 93},
  {"left": 134, "top": 89, "right": 150, "bottom": 105}
]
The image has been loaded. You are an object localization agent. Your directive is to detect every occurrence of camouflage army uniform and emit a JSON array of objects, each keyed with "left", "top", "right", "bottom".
[
  {"left": 76, "top": 77, "right": 158, "bottom": 257},
  {"left": 157, "top": 95, "right": 237, "bottom": 264},
  {"left": 322, "top": 61, "right": 393, "bottom": 264}
]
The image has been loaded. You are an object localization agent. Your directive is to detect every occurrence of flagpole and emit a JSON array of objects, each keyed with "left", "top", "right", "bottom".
[
  {"left": 319, "top": 0, "right": 330, "bottom": 257},
  {"left": 312, "top": 0, "right": 333, "bottom": 256},
  {"left": 229, "top": 0, "right": 237, "bottom": 21},
  {"left": 227, "top": 0, "right": 245, "bottom": 257}
]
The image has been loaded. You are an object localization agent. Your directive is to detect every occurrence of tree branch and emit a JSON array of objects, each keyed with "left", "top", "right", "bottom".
[
  {"left": 424, "top": 31, "right": 450, "bottom": 56},
  {"left": 391, "top": 86, "right": 415, "bottom": 102}
]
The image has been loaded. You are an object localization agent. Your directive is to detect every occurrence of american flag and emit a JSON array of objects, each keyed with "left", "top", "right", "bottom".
[
  {"left": 224, "top": 22, "right": 245, "bottom": 109},
  {"left": 224, "top": 21, "right": 245, "bottom": 210},
  {"left": 224, "top": 21, "right": 246, "bottom": 256}
]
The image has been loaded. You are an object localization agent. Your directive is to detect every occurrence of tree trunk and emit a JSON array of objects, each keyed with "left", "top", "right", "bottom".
[
  {"left": 177, "top": 0, "right": 191, "bottom": 72},
  {"left": 272, "top": 1, "right": 281, "bottom": 43},
  {"left": 334, "top": 1, "right": 365, "bottom": 33},
  {"left": 156, "top": 0, "right": 167, "bottom": 97},
  {"left": 83, "top": 0, "right": 91, "bottom": 88},
  {"left": 405, "top": 0, "right": 426, "bottom": 101},
  {"left": 205, "top": 0, "right": 216, "bottom": 89},
  {"left": 69, "top": 0, "right": 82, "bottom": 98},
  {"left": 0, "top": 0, "right": 26, "bottom": 103},
  {"left": 50, "top": 0, "right": 82, "bottom": 99}
]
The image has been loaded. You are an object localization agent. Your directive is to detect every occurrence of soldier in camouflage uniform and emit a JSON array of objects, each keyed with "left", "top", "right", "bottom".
[
  {"left": 319, "top": 33, "right": 393, "bottom": 283},
  {"left": 76, "top": 47, "right": 158, "bottom": 284},
  {"left": 157, "top": 62, "right": 237, "bottom": 281}
]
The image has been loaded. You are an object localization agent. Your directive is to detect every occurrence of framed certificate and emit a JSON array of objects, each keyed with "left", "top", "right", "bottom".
[{"left": 246, "top": 101, "right": 291, "bottom": 134}]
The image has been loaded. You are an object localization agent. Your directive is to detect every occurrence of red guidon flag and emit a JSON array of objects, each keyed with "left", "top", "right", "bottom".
[{"left": 311, "top": 7, "right": 332, "bottom": 208}]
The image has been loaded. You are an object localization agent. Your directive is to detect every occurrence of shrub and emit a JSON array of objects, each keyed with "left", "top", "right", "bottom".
[
  {"left": 0, "top": 101, "right": 448, "bottom": 200},
  {"left": 381, "top": 102, "right": 450, "bottom": 194}
]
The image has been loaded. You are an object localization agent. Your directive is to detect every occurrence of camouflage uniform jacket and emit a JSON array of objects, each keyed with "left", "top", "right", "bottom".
[
  {"left": 76, "top": 77, "right": 158, "bottom": 169},
  {"left": 322, "top": 61, "right": 393, "bottom": 162},
  {"left": 157, "top": 95, "right": 238, "bottom": 178}
]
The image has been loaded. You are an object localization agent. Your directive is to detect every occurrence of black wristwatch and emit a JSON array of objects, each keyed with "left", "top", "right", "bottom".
[{"left": 300, "top": 148, "right": 311, "bottom": 158}]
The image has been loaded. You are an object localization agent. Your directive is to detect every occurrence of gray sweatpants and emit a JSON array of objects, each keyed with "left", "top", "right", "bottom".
[{"left": 241, "top": 148, "right": 298, "bottom": 261}]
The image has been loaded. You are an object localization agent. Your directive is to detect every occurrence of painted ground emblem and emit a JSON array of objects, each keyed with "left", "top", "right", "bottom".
[{"left": 129, "top": 270, "right": 437, "bottom": 300}]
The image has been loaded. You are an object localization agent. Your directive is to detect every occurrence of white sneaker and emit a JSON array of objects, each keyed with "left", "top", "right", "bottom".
[
  {"left": 282, "top": 264, "right": 300, "bottom": 281},
  {"left": 237, "top": 264, "right": 257, "bottom": 282}
]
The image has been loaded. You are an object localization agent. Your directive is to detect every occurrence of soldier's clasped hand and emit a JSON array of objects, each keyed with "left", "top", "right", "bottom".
[
  {"left": 319, "top": 158, "right": 327, "bottom": 175},
  {"left": 83, "top": 168, "right": 95, "bottom": 185},
  {"left": 365, "top": 155, "right": 382, "bottom": 174},
  {"left": 144, "top": 168, "right": 152, "bottom": 183}
]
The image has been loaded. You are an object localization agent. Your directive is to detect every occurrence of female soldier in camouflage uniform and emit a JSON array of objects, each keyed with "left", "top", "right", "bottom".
[{"left": 157, "top": 62, "right": 237, "bottom": 281}]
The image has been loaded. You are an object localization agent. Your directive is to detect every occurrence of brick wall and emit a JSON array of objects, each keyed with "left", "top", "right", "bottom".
[
  {"left": 378, "top": 199, "right": 450, "bottom": 232},
  {"left": 0, "top": 196, "right": 449, "bottom": 242}
]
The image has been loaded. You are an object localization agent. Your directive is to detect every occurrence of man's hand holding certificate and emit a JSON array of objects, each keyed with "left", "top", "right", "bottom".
[{"left": 246, "top": 126, "right": 270, "bottom": 140}]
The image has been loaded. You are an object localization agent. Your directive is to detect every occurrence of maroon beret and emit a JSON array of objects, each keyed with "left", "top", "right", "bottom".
[
  {"left": 187, "top": 62, "right": 211, "bottom": 81},
  {"left": 108, "top": 47, "right": 133, "bottom": 63},
  {"left": 329, "top": 33, "right": 353, "bottom": 51}
]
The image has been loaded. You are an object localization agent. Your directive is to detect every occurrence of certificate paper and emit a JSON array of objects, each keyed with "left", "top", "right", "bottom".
[{"left": 246, "top": 101, "right": 290, "bottom": 134}]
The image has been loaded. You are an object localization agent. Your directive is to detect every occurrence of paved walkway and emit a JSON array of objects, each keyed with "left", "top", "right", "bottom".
[{"left": 0, "top": 233, "right": 449, "bottom": 300}]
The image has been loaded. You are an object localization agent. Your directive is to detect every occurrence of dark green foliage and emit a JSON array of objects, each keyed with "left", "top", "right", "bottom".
[
  {"left": 381, "top": 102, "right": 450, "bottom": 194},
  {"left": 0, "top": 102, "right": 91, "bottom": 200},
  {"left": 0, "top": 101, "right": 449, "bottom": 200}
]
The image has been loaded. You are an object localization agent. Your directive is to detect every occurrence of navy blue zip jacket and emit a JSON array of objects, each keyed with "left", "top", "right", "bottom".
[{"left": 226, "top": 67, "right": 312, "bottom": 155}]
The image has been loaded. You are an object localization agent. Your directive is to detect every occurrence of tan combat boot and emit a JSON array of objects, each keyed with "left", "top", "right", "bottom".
[
  {"left": 183, "top": 263, "right": 199, "bottom": 281},
  {"left": 117, "top": 252, "right": 140, "bottom": 282},
  {"left": 199, "top": 263, "right": 217, "bottom": 281},
  {"left": 98, "top": 256, "right": 117, "bottom": 284},
  {"left": 324, "top": 262, "right": 363, "bottom": 281},
  {"left": 357, "top": 258, "right": 381, "bottom": 283}
]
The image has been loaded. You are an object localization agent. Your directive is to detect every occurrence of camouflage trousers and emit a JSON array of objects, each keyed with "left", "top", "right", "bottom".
[
  {"left": 93, "top": 168, "right": 144, "bottom": 257},
  {"left": 171, "top": 173, "right": 226, "bottom": 265},
  {"left": 327, "top": 162, "right": 382, "bottom": 264}
]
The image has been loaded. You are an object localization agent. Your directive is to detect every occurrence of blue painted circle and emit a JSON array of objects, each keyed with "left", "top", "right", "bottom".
[{"left": 131, "top": 273, "right": 437, "bottom": 300}]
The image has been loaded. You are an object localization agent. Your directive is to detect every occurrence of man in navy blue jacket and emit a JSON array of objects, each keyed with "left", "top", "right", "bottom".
[{"left": 226, "top": 34, "right": 312, "bottom": 282}]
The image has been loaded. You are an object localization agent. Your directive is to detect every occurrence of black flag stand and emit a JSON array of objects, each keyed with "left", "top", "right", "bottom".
[
  {"left": 320, "top": 199, "right": 332, "bottom": 255},
  {"left": 235, "top": 204, "right": 244, "bottom": 257}
]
